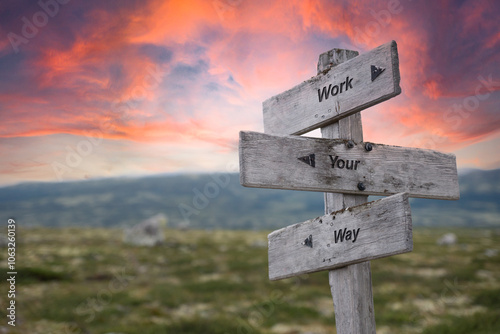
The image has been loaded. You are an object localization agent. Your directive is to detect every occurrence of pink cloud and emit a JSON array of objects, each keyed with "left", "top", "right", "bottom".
[{"left": 0, "top": 0, "right": 499, "bottom": 184}]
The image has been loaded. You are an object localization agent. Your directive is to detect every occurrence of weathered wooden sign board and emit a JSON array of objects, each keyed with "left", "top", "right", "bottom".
[
  {"left": 239, "top": 131, "right": 459, "bottom": 200},
  {"left": 268, "top": 192, "right": 412, "bottom": 280},
  {"left": 263, "top": 40, "right": 401, "bottom": 136}
]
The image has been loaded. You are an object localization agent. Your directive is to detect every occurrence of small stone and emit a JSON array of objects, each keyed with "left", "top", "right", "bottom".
[
  {"left": 437, "top": 233, "right": 457, "bottom": 246},
  {"left": 123, "top": 213, "right": 167, "bottom": 247},
  {"left": 484, "top": 249, "right": 499, "bottom": 257}
]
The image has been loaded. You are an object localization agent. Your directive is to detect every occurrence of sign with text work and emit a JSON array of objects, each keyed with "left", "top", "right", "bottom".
[
  {"left": 263, "top": 41, "right": 401, "bottom": 136},
  {"left": 268, "top": 192, "right": 412, "bottom": 280},
  {"left": 239, "top": 131, "right": 459, "bottom": 200}
]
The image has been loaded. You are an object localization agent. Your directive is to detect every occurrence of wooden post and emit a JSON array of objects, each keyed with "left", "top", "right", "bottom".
[{"left": 319, "top": 49, "right": 376, "bottom": 333}]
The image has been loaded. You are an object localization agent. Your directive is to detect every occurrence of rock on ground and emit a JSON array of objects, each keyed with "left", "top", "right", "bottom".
[
  {"left": 437, "top": 233, "right": 457, "bottom": 246},
  {"left": 123, "top": 213, "right": 167, "bottom": 247}
]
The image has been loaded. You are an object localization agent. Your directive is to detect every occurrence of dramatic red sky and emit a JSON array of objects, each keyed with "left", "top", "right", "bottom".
[{"left": 0, "top": 0, "right": 499, "bottom": 185}]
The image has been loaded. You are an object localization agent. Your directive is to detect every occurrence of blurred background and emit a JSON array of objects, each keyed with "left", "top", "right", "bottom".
[{"left": 0, "top": 0, "right": 499, "bottom": 333}]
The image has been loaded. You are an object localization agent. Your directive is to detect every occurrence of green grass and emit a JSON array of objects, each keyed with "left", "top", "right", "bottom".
[
  {"left": 2, "top": 266, "right": 72, "bottom": 283},
  {"left": 422, "top": 312, "right": 500, "bottom": 334},
  {"left": 473, "top": 288, "right": 500, "bottom": 308},
  {"left": 145, "top": 316, "right": 260, "bottom": 334},
  {"left": 1, "top": 227, "right": 499, "bottom": 333}
]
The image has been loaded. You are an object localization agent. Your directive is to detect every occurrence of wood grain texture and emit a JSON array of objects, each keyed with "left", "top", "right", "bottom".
[
  {"left": 329, "top": 261, "right": 375, "bottom": 333},
  {"left": 317, "top": 49, "right": 359, "bottom": 74},
  {"left": 267, "top": 192, "right": 413, "bottom": 280},
  {"left": 319, "top": 49, "right": 375, "bottom": 334},
  {"left": 263, "top": 41, "right": 401, "bottom": 136},
  {"left": 239, "top": 131, "right": 459, "bottom": 200}
]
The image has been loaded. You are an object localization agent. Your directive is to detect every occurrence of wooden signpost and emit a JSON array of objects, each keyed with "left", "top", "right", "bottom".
[
  {"left": 240, "top": 131, "right": 459, "bottom": 200},
  {"left": 238, "top": 41, "right": 459, "bottom": 333},
  {"left": 268, "top": 192, "right": 412, "bottom": 280},
  {"left": 263, "top": 40, "right": 401, "bottom": 136}
]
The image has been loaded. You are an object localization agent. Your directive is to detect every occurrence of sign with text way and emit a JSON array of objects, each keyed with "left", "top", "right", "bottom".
[
  {"left": 268, "top": 192, "right": 412, "bottom": 280},
  {"left": 239, "top": 131, "right": 459, "bottom": 200},
  {"left": 263, "top": 41, "right": 401, "bottom": 136}
]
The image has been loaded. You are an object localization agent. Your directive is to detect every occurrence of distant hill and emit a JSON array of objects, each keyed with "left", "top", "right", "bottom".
[
  {"left": 0, "top": 169, "right": 499, "bottom": 229},
  {"left": 409, "top": 168, "right": 500, "bottom": 227}
]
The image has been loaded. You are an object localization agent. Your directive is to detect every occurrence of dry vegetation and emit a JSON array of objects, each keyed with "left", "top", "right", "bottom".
[{"left": 1, "top": 227, "right": 500, "bottom": 333}]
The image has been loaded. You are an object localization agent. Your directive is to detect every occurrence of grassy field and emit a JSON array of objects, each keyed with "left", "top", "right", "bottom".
[{"left": 1, "top": 227, "right": 500, "bottom": 334}]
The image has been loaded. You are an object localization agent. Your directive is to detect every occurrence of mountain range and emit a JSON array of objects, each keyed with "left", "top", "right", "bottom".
[{"left": 1, "top": 169, "right": 499, "bottom": 230}]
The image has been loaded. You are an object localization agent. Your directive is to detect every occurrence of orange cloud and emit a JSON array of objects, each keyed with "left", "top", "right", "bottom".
[{"left": 0, "top": 0, "right": 499, "bottom": 185}]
